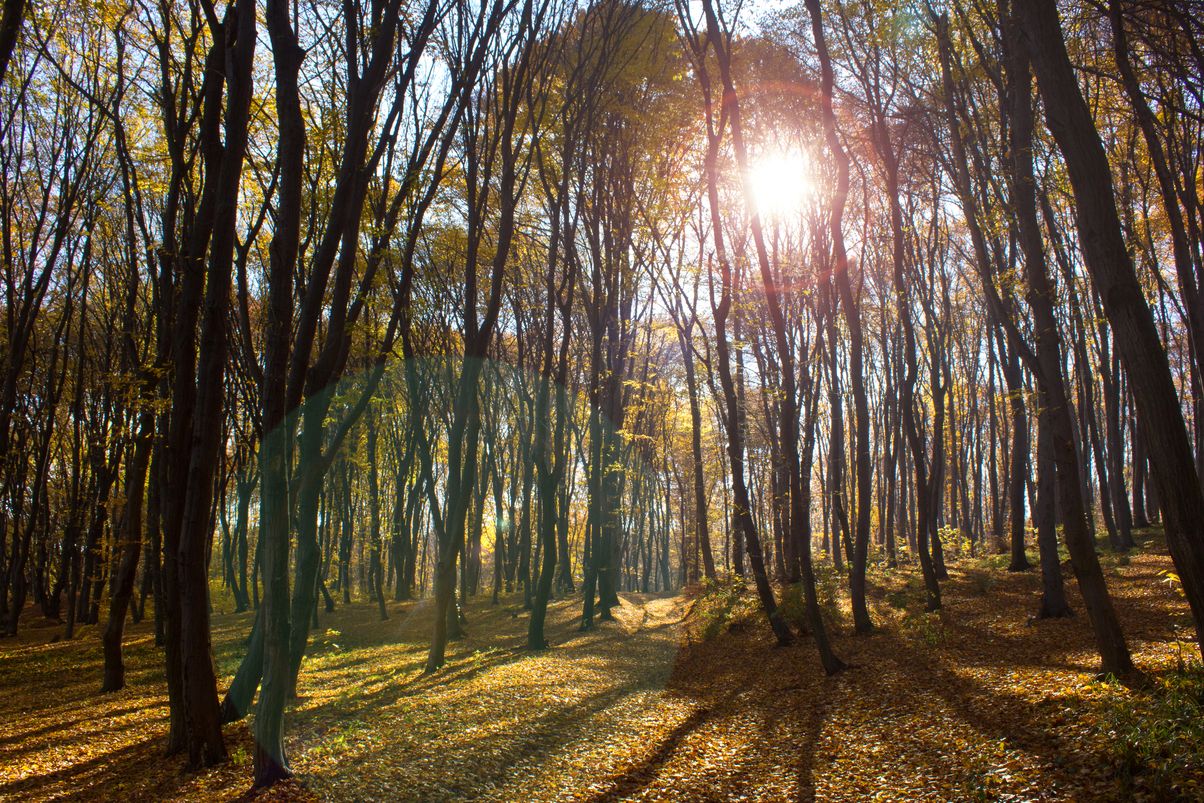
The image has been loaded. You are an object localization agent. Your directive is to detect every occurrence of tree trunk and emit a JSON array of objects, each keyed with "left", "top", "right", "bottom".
[
  {"left": 1017, "top": 0, "right": 1204, "bottom": 655},
  {"left": 101, "top": 411, "right": 153, "bottom": 692}
]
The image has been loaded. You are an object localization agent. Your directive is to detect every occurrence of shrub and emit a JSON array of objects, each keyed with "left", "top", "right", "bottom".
[
  {"left": 1095, "top": 665, "right": 1204, "bottom": 799},
  {"left": 694, "top": 575, "right": 747, "bottom": 642},
  {"left": 778, "top": 582, "right": 807, "bottom": 631},
  {"left": 901, "top": 610, "right": 945, "bottom": 647},
  {"left": 812, "top": 561, "right": 844, "bottom": 628},
  {"left": 885, "top": 589, "right": 911, "bottom": 610},
  {"left": 965, "top": 569, "right": 996, "bottom": 597},
  {"left": 885, "top": 573, "right": 926, "bottom": 611}
]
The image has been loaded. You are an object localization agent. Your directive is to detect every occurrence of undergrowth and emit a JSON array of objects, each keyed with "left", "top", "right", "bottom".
[
  {"left": 1093, "top": 663, "right": 1204, "bottom": 799},
  {"left": 901, "top": 609, "right": 946, "bottom": 647},
  {"left": 694, "top": 575, "right": 750, "bottom": 641}
]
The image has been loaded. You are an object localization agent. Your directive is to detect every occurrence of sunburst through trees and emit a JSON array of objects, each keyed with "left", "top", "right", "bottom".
[{"left": 0, "top": 0, "right": 1202, "bottom": 798}]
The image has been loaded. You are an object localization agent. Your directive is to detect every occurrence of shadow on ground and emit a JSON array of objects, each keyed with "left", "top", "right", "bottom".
[{"left": 0, "top": 538, "right": 1194, "bottom": 801}]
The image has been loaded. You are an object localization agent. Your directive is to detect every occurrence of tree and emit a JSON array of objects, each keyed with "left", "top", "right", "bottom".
[{"left": 1016, "top": 0, "right": 1204, "bottom": 656}]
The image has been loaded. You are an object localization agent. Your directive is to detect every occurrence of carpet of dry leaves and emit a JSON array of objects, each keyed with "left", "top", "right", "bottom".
[{"left": 0, "top": 535, "right": 1197, "bottom": 801}]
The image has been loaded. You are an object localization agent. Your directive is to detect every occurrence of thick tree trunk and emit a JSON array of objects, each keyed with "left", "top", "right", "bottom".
[
  {"left": 1017, "top": 0, "right": 1204, "bottom": 655},
  {"left": 996, "top": 7, "right": 1133, "bottom": 674}
]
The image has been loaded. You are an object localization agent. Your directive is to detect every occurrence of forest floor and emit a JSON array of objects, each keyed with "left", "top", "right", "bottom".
[{"left": 1, "top": 534, "right": 1201, "bottom": 801}]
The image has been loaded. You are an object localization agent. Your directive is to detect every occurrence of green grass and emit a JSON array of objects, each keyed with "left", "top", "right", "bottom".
[{"left": 1093, "top": 664, "right": 1204, "bottom": 799}]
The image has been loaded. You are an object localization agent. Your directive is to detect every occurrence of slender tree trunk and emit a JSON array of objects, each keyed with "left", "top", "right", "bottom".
[
  {"left": 101, "top": 411, "right": 153, "bottom": 692},
  {"left": 254, "top": 0, "right": 304, "bottom": 783}
]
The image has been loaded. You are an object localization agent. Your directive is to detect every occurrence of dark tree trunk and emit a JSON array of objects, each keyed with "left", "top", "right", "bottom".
[
  {"left": 1001, "top": 341, "right": 1031, "bottom": 572},
  {"left": 254, "top": 0, "right": 305, "bottom": 784},
  {"left": 101, "top": 411, "right": 153, "bottom": 692},
  {"left": 367, "top": 417, "right": 388, "bottom": 622},
  {"left": 1017, "top": 0, "right": 1204, "bottom": 656},
  {"left": 1034, "top": 408, "right": 1072, "bottom": 619},
  {"left": 707, "top": 0, "right": 844, "bottom": 672},
  {"left": 987, "top": 6, "right": 1134, "bottom": 674},
  {"left": 679, "top": 323, "right": 715, "bottom": 582}
]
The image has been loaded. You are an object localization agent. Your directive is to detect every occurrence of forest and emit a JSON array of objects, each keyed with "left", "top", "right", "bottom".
[{"left": 0, "top": 0, "right": 1202, "bottom": 798}]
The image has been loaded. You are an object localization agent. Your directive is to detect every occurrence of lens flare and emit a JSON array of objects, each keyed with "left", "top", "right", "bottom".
[{"left": 748, "top": 148, "right": 815, "bottom": 220}]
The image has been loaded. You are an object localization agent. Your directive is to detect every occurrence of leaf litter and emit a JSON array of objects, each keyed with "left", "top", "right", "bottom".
[{"left": 0, "top": 537, "right": 1198, "bottom": 801}]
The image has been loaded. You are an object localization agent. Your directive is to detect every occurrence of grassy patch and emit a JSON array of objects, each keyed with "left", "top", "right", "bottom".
[
  {"left": 883, "top": 573, "right": 926, "bottom": 611},
  {"left": 968, "top": 549, "right": 1038, "bottom": 573},
  {"left": 1091, "top": 665, "right": 1204, "bottom": 799}
]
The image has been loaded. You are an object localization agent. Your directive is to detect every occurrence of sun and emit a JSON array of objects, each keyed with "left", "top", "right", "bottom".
[{"left": 747, "top": 148, "right": 815, "bottom": 220}]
